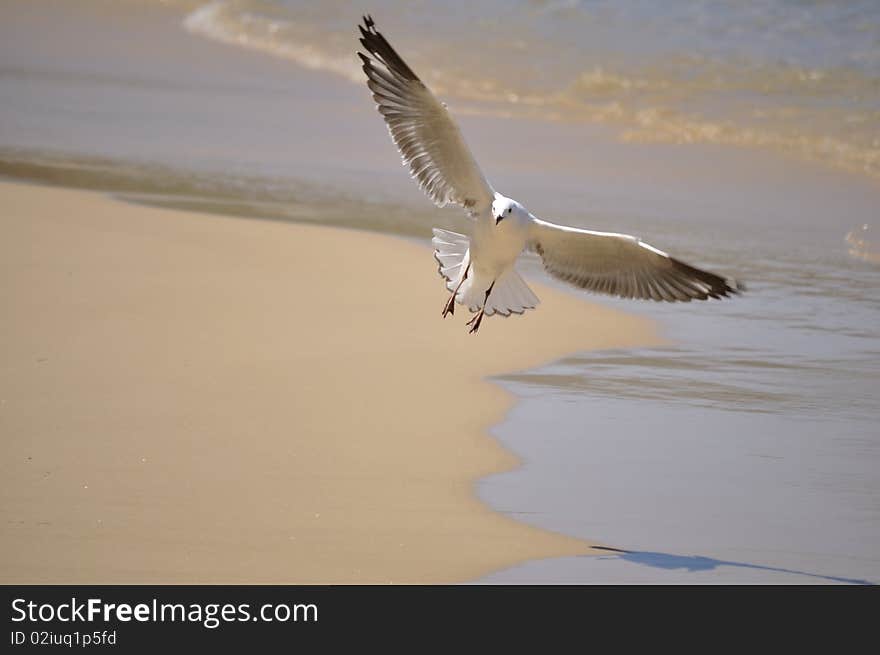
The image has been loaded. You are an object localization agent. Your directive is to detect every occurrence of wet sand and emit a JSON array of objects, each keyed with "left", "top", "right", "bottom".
[{"left": 0, "top": 181, "right": 660, "bottom": 583}]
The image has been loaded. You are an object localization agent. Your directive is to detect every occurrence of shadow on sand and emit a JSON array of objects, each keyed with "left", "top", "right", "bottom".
[{"left": 592, "top": 547, "right": 873, "bottom": 585}]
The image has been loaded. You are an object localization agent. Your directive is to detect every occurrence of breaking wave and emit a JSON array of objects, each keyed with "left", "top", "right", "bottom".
[{"left": 182, "top": 0, "right": 880, "bottom": 181}]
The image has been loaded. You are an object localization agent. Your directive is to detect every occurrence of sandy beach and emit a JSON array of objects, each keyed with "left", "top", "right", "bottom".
[{"left": 0, "top": 181, "right": 659, "bottom": 583}]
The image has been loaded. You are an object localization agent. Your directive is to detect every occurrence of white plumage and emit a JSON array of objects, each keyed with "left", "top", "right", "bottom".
[
  {"left": 358, "top": 16, "right": 741, "bottom": 333},
  {"left": 357, "top": 18, "right": 492, "bottom": 216},
  {"left": 433, "top": 228, "right": 539, "bottom": 316}
]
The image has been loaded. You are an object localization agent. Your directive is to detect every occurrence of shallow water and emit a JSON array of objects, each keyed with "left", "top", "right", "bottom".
[
  {"left": 2, "top": 0, "right": 879, "bottom": 583},
  {"left": 473, "top": 196, "right": 880, "bottom": 583},
  {"left": 480, "top": 246, "right": 880, "bottom": 583},
  {"left": 184, "top": 0, "right": 880, "bottom": 180}
]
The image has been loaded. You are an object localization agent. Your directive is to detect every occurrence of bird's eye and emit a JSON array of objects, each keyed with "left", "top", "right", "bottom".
[{"left": 508, "top": 207, "right": 512, "bottom": 213}]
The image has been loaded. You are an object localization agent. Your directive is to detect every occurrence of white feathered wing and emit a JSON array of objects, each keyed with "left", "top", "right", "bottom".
[
  {"left": 529, "top": 218, "right": 741, "bottom": 301},
  {"left": 358, "top": 16, "right": 494, "bottom": 217}
]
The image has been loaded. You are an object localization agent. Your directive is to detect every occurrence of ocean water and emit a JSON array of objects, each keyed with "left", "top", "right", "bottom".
[
  {"left": 1, "top": 0, "right": 878, "bottom": 583},
  {"left": 182, "top": 0, "right": 880, "bottom": 180}
]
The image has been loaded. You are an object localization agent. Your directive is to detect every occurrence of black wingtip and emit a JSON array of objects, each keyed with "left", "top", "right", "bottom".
[
  {"left": 668, "top": 256, "right": 743, "bottom": 300},
  {"left": 361, "top": 15, "right": 376, "bottom": 35},
  {"left": 358, "top": 15, "right": 373, "bottom": 43},
  {"left": 355, "top": 14, "right": 421, "bottom": 82},
  {"left": 720, "top": 276, "right": 745, "bottom": 297}
]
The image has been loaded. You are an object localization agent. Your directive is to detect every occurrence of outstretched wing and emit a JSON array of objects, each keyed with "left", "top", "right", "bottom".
[
  {"left": 529, "top": 217, "right": 742, "bottom": 301},
  {"left": 358, "top": 16, "right": 494, "bottom": 216}
]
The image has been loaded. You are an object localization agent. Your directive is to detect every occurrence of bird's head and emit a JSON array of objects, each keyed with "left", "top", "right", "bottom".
[{"left": 492, "top": 195, "right": 526, "bottom": 225}]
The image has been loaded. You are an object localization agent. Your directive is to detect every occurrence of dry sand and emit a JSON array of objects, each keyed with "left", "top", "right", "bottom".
[{"left": 0, "top": 181, "right": 660, "bottom": 583}]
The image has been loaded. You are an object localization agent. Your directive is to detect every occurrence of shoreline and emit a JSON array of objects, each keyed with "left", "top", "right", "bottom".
[{"left": 0, "top": 181, "right": 662, "bottom": 583}]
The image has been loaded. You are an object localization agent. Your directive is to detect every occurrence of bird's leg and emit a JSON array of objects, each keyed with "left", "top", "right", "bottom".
[
  {"left": 442, "top": 263, "right": 470, "bottom": 318},
  {"left": 467, "top": 280, "right": 495, "bottom": 335}
]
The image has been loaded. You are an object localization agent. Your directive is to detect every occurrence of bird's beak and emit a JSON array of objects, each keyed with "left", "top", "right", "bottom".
[{"left": 495, "top": 215, "right": 504, "bottom": 225}]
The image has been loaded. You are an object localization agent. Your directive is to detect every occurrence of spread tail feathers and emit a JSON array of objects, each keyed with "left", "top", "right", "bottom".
[
  {"left": 432, "top": 228, "right": 469, "bottom": 291},
  {"left": 481, "top": 269, "right": 540, "bottom": 316},
  {"left": 432, "top": 228, "right": 539, "bottom": 316}
]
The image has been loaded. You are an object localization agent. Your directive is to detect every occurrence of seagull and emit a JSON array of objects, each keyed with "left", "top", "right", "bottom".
[{"left": 357, "top": 16, "right": 741, "bottom": 334}]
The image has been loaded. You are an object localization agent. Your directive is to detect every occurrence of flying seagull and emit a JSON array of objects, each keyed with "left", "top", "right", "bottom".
[{"left": 357, "top": 16, "right": 741, "bottom": 334}]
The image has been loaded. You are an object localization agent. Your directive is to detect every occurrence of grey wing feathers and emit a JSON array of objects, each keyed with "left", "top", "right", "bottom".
[
  {"left": 357, "top": 15, "right": 494, "bottom": 215},
  {"left": 530, "top": 218, "right": 742, "bottom": 302}
]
